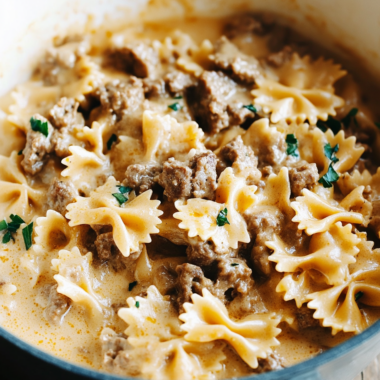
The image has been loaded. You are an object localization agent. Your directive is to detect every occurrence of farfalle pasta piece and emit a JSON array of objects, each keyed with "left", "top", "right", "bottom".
[
  {"left": 313, "top": 129, "right": 364, "bottom": 175},
  {"left": 118, "top": 286, "right": 225, "bottom": 380},
  {"left": 66, "top": 176, "right": 162, "bottom": 257},
  {"left": 291, "top": 189, "right": 363, "bottom": 234},
  {"left": 179, "top": 288, "right": 281, "bottom": 369},
  {"left": 52, "top": 246, "right": 103, "bottom": 320},
  {"left": 76, "top": 121, "right": 107, "bottom": 159},
  {"left": 338, "top": 169, "right": 372, "bottom": 196},
  {"left": 61, "top": 145, "right": 112, "bottom": 196},
  {"left": 142, "top": 110, "right": 205, "bottom": 163},
  {"left": 268, "top": 223, "right": 360, "bottom": 286},
  {"left": 0, "top": 111, "right": 25, "bottom": 156},
  {"left": 307, "top": 267, "right": 380, "bottom": 335},
  {"left": 0, "top": 152, "right": 43, "bottom": 219},
  {"left": 174, "top": 168, "right": 256, "bottom": 251}
]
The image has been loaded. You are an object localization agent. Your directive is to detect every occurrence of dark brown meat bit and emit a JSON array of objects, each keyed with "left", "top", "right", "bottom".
[
  {"left": 157, "top": 151, "right": 218, "bottom": 201},
  {"left": 227, "top": 102, "right": 255, "bottom": 126},
  {"left": 244, "top": 211, "right": 282, "bottom": 275},
  {"left": 164, "top": 71, "right": 193, "bottom": 96},
  {"left": 255, "top": 354, "right": 284, "bottom": 373},
  {"left": 44, "top": 284, "right": 71, "bottom": 325},
  {"left": 210, "top": 37, "right": 262, "bottom": 84},
  {"left": 296, "top": 306, "right": 320, "bottom": 329},
  {"left": 190, "top": 151, "right": 218, "bottom": 200},
  {"left": 110, "top": 42, "right": 158, "bottom": 78},
  {"left": 266, "top": 45, "right": 293, "bottom": 67},
  {"left": 48, "top": 97, "right": 79, "bottom": 129},
  {"left": 175, "top": 263, "right": 213, "bottom": 313},
  {"left": 142, "top": 78, "right": 166, "bottom": 98},
  {"left": 124, "top": 163, "right": 162, "bottom": 194},
  {"left": 94, "top": 78, "right": 144, "bottom": 119},
  {"left": 21, "top": 116, "right": 54, "bottom": 175},
  {"left": 219, "top": 136, "right": 261, "bottom": 185},
  {"left": 157, "top": 158, "right": 192, "bottom": 201},
  {"left": 47, "top": 179, "right": 77, "bottom": 215},
  {"left": 95, "top": 232, "right": 116, "bottom": 261},
  {"left": 223, "top": 14, "right": 267, "bottom": 38},
  {"left": 186, "top": 240, "right": 217, "bottom": 267},
  {"left": 288, "top": 161, "right": 319, "bottom": 197},
  {"left": 186, "top": 71, "right": 236, "bottom": 134},
  {"left": 369, "top": 200, "right": 380, "bottom": 237}
]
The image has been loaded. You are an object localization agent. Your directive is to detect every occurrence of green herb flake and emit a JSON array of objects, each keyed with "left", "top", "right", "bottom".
[
  {"left": 231, "top": 263, "right": 239, "bottom": 267},
  {"left": 168, "top": 102, "right": 182, "bottom": 111},
  {"left": 173, "top": 95, "right": 183, "bottom": 99},
  {"left": 112, "top": 193, "right": 128, "bottom": 206},
  {"left": 243, "top": 104, "right": 257, "bottom": 113},
  {"left": 117, "top": 185, "right": 132, "bottom": 195},
  {"left": 22, "top": 222, "right": 34, "bottom": 251},
  {"left": 2, "top": 231, "right": 13, "bottom": 244},
  {"left": 10, "top": 214, "right": 25, "bottom": 224},
  {"left": 355, "top": 291, "right": 364, "bottom": 302},
  {"left": 135, "top": 301, "right": 140, "bottom": 308},
  {"left": 18, "top": 150, "right": 23, "bottom": 156},
  {"left": 216, "top": 208, "right": 230, "bottom": 227},
  {"left": 341, "top": 108, "right": 359, "bottom": 128},
  {"left": 318, "top": 163, "right": 340, "bottom": 188},
  {"left": 129, "top": 281, "right": 138, "bottom": 291},
  {"left": 30, "top": 117, "right": 49, "bottom": 137},
  {"left": 0, "top": 220, "right": 8, "bottom": 232},
  {"left": 107, "top": 134, "right": 118, "bottom": 150},
  {"left": 317, "top": 116, "right": 341, "bottom": 135},
  {"left": 375, "top": 122, "right": 380, "bottom": 129},
  {"left": 324, "top": 143, "right": 339, "bottom": 164},
  {"left": 286, "top": 134, "right": 299, "bottom": 157}
]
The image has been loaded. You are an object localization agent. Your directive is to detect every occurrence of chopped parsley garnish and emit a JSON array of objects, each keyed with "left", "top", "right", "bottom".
[
  {"left": 112, "top": 193, "right": 128, "bottom": 205},
  {"left": 216, "top": 208, "right": 230, "bottom": 227},
  {"left": 129, "top": 281, "right": 138, "bottom": 291},
  {"left": 324, "top": 143, "right": 339, "bottom": 163},
  {"left": 285, "top": 134, "right": 299, "bottom": 157},
  {"left": 18, "top": 150, "right": 23, "bottom": 156},
  {"left": 318, "top": 163, "right": 339, "bottom": 188},
  {"left": 243, "top": 104, "right": 257, "bottom": 113},
  {"left": 341, "top": 108, "right": 358, "bottom": 128},
  {"left": 135, "top": 301, "right": 140, "bottom": 308},
  {"left": 316, "top": 116, "right": 341, "bottom": 135},
  {"left": 107, "top": 134, "right": 118, "bottom": 150},
  {"left": 0, "top": 214, "right": 25, "bottom": 244},
  {"left": 117, "top": 185, "right": 132, "bottom": 195},
  {"left": 375, "top": 122, "right": 380, "bottom": 129},
  {"left": 22, "top": 222, "right": 34, "bottom": 251},
  {"left": 355, "top": 291, "right": 364, "bottom": 302},
  {"left": 231, "top": 263, "right": 239, "bottom": 267},
  {"left": 168, "top": 102, "right": 182, "bottom": 111},
  {"left": 0, "top": 220, "right": 8, "bottom": 231},
  {"left": 30, "top": 117, "right": 49, "bottom": 137},
  {"left": 173, "top": 95, "right": 183, "bottom": 99}
]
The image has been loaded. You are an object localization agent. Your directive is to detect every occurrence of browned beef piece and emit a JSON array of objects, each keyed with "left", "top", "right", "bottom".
[
  {"left": 266, "top": 45, "right": 293, "bottom": 67},
  {"left": 21, "top": 116, "right": 54, "bottom": 175},
  {"left": 157, "top": 158, "right": 192, "bottom": 201},
  {"left": 47, "top": 179, "right": 77, "bottom": 215},
  {"left": 44, "top": 284, "right": 71, "bottom": 325},
  {"left": 296, "top": 306, "right": 320, "bottom": 329},
  {"left": 48, "top": 97, "right": 79, "bottom": 129},
  {"left": 215, "top": 257, "right": 254, "bottom": 298},
  {"left": 110, "top": 42, "right": 158, "bottom": 78},
  {"left": 190, "top": 151, "right": 218, "bottom": 200},
  {"left": 95, "top": 232, "right": 115, "bottom": 261},
  {"left": 223, "top": 14, "right": 267, "bottom": 38},
  {"left": 176, "top": 263, "right": 213, "bottom": 313},
  {"left": 288, "top": 161, "right": 319, "bottom": 197},
  {"left": 93, "top": 78, "right": 144, "bottom": 119},
  {"left": 255, "top": 354, "right": 284, "bottom": 373},
  {"left": 210, "top": 37, "right": 262, "bottom": 84},
  {"left": 244, "top": 211, "right": 282, "bottom": 275},
  {"left": 186, "top": 240, "right": 217, "bottom": 267},
  {"left": 157, "top": 151, "right": 218, "bottom": 201},
  {"left": 142, "top": 78, "right": 166, "bottom": 98},
  {"left": 124, "top": 163, "right": 162, "bottom": 194},
  {"left": 186, "top": 71, "right": 236, "bottom": 134},
  {"left": 369, "top": 200, "right": 380, "bottom": 237},
  {"left": 164, "top": 70, "right": 193, "bottom": 96},
  {"left": 227, "top": 102, "right": 255, "bottom": 126},
  {"left": 219, "top": 136, "right": 261, "bottom": 185}
]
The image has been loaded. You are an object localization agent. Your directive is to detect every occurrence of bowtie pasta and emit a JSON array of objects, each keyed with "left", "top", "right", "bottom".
[{"left": 1, "top": 11, "right": 380, "bottom": 380}]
